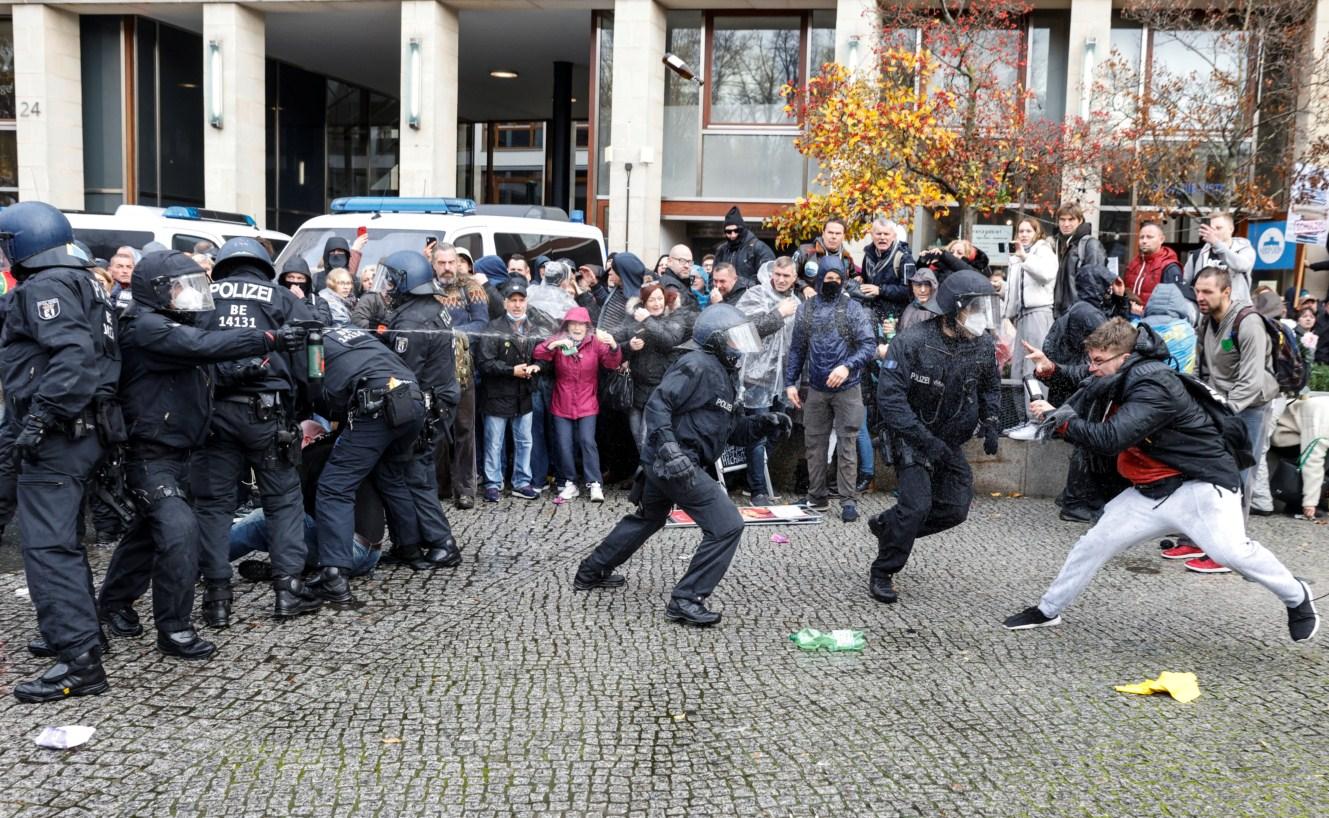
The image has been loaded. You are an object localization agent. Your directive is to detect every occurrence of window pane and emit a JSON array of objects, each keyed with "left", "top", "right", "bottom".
[
  {"left": 1150, "top": 31, "right": 1247, "bottom": 124},
  {"left": 1110, "top": 28, "right": 1143, "bottom": 74},
  {"left": 663, "top": 11, "right": 702, "bottom": 197},
  {"left": 1028, "top": 27, "right": 1050, "bottom": 118},
  {"left": 493, "top": 232, "right": 602, "bottom": 267},
  {"left": 595, "top": 14, "right": 613, "bottom": 196},
  {"left": 0, "top": 129, "right": 15, "bottom": 188},
  {"left": 701, "top": 133, "right": 803, "bottom": 198},
  {"left": 709, "top": 16, "right": 801, "bottom": 125},
  {"left": 0, "top": 20, "right": 14, "bottom": 120},
  {"left": 809, "top": 10, "right": 836, "bottom": 79}
]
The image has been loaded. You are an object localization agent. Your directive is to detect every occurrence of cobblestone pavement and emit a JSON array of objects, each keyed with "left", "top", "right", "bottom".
[{"left": 0, "top": 491, "right": 1325, "bottom": 818}]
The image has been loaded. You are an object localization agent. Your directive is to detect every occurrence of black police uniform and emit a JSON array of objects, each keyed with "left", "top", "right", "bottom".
[
  {"left": 384, "top": 296, "right": 462, "bottom": 565},
  {"left": 312, "top": 327, "right": 433, "bottom": 585},
  {"left": 0, "top": 291, "right": 17, "bottom": 534},
  {"left": 869, "top": 317, "right": 1000, "bottom": 587},
  {"left": 576, "top": 349, "right": 768, "bottom": 608},
  {"left": 192, "top": 266, "right": 315, "bottom": 621},
  {"left": 98, "top": 263, "right": 279, "bottom": 649},
  {"left": 1, "top": 258, "right": 121, "bottom": 664}
]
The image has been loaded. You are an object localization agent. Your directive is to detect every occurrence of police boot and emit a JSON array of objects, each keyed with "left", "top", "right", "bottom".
[
  {"left": 306, "top": 566, "right": 355, "bottom": 605},
  {"left": 201, "top": 580, "right": 233, "bottom": 628},
  {"left": 425, "top": 537, "right": 462, "bottom": 568},
  {"left": 384, "top": 543, "right": 432, "bottom": 572},
  {"left": 272, "top": 575, "right": 322, "bottom": 618},
  {"left": 14, "top": 648, "right": 110, "bottom": 703},
  {"left": 99, "top": 605, "right": 145, "bottom": 637},
  {"left": 157, "top": 628, "right": 217, "bottom": 660},
  {"left": 870, "top": 575, "right": 899, "bottom": 604},
  {"left": 664, "top": 598, "right": 722, "bottom": 627},
  {"left": 28, "top": 628, "right": 110, "bottom": 658}
]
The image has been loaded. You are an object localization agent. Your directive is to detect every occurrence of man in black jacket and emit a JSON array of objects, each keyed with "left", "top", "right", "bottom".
[
  {"left": 712, "top": 206, "right": 775, "bottom": 285},
  {"left": 858, "top": 218, "right": 915, "bottom": 321},
  {"left": 98, "top": 252, "right": 313, "bottom": 658},
  {"left": 1004, "top": 318, "right": 1318, "bottom": 642},
  {"left": 476, "top": 278, "right": 545, "bottom": 501}
]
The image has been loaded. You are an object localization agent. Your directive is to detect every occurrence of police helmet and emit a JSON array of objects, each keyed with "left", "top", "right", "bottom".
[
  {"left": 212, "top": 236, "right": 276, "bottom": 280},
  {"left": 690, "top": 303, "right": 761, "bottom": 368},
  {"left": 132, "top": 250, "right": 215, "bottom": 318},
  {"left": 0, "top": 201, "right": 81, "bottom": 276},
  {"left": 380, "top": 250, "right": 436, "bottom": 297},
  {"left": 926, "top": 269, "right": 1000, "bottom": 336}
]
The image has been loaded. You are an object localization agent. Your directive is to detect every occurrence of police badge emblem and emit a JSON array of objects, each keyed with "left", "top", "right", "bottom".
[
  {"left": 395, "top": 337, "right": 409, "bottom": 354},
  {"left": 36, "top": 298, "right": 61, "bottom": 320}
]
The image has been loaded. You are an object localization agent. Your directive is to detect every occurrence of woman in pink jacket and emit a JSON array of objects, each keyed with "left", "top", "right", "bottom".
[{"left": 533, "top": 306, "right": 623, "bottom": 502}]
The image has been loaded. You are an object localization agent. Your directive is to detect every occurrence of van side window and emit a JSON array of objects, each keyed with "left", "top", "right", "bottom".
[
  {"left": 494, "top": 233, "right": 601, "bottom": 268},
  {"left": 451, "top": 233, "right": 483, "bottom": 260},
  {"left": 71, "top": 229, "right": 155, "bottom": 262},
  {"left": 173, "top": 234, "right": 215, "bottom": 254}
]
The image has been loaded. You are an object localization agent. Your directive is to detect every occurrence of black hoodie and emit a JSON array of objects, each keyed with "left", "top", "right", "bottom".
[
  {"left": 712, "top": 206, "right": 775, "bottom": 284},
  {"left": 1053, "top": 222, "right": 1106, "bottom": 317}
]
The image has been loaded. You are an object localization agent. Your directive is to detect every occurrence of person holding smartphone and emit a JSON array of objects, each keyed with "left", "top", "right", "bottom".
[{"left": 1004, "top": 217, "right": 1059, "bottom": 380}]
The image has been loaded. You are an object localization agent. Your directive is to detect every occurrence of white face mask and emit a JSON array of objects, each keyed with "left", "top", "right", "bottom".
[
  {"left": 960, "top": 311, "right": 988, "bottom": 337},
  {"left": 173, "top": 287, "right": 206, "bottom": 311}
]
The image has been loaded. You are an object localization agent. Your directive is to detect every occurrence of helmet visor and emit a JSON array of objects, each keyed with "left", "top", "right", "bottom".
[
  {"left": 168, "top": 273, "right": 216, "bottom": 312},
  {"left": 723, "top": 322, "right": 762, "bottom": 355},
  {"left": 956, "top": 294, "right": 1000, "bottom": 333}
]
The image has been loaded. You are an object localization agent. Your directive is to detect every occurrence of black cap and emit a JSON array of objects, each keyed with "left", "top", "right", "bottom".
[{"left": 501, "top": 278, "right": 529, "bottom": 298}]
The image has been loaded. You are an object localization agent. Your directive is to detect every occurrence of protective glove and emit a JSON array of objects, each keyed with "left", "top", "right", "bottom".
[
  {"left": 920, "top": 434, "right": 950, "bottom": 464},
  {"left": 1035, "top": 403, "right": 1078, "bottom": 440},
  {"left": 236, "top": 357, "right": 271, "bottom": 382},
  {"left": 983, "top": 425, "right": 1000, "bottom": 456},
  {"left": 14, "top": 414, "right": 48, "bottom": 463},
  {"left": 265, "top": 324, "right": 309, "bottom": 351},
  {"left": 652, "top": 441, "right": 696, "bottom": 486},
  {"left": 755, "top": 412, "right": 793, "bottom": 441}
]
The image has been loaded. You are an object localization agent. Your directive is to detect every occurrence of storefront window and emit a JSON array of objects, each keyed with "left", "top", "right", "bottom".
[
  {"left": 594, "top": 13, "right": 613, "bottom": 197},
  {"left": 707, "top": 15, "right": 802, "bottom": 126},
  {"left": 1150, "top": 30, "right": 1248, "bottom": 124},
  {"left": 0, "top": 18, "right": 14, "bottom": 204},
  {"left": 663, "top": 11, "right": 702, "bottom": 197}
]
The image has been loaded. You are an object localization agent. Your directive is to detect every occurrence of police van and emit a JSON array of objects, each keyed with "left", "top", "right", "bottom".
[
  {"left": 275, "top": 197, "right": 605, "bottom": 274},
  {"left": 66, "top": 205, "right": 291, "bottom": 261}
]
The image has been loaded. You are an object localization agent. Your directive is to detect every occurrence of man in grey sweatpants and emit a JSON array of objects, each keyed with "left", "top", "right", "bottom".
[{"left": 1003, "top": 318, "right": 1318, "bottom": 643}]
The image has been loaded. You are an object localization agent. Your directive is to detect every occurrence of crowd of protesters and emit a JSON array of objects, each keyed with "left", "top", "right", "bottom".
[{"left": 0, "top": 196, "right": 1324, "bottom": 705}]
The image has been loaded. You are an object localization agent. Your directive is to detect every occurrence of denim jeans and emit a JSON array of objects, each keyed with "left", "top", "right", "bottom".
[
  {"left": 741, "top": 406, "right": 771, "bottom": 496},
  {"left": 856, "top": 420, "right": 875, "bottom": 478},
  {"left": 483, "top": 412, "right": 534, "bottom": 489},
  {"left": 229, "top": 508, "right": 380, "bottom": 577},
  {"left": 1237, "top": 401, "right": 1275, "bottom": 518},
  {"left": 530, "top": 388, "right": 554, "bottom": 487},
  {"left": 554, "top": 415, "right": 601, "bottom": 485}
]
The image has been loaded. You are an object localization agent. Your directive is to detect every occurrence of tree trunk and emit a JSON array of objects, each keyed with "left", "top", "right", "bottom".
[{"left": 961, "top": 205, "right": 978, "bottom": 240}]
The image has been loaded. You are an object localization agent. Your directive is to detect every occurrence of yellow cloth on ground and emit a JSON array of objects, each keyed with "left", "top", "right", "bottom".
[{"left": 1114, "top": 671, "right": 1201, "bottom": 703}]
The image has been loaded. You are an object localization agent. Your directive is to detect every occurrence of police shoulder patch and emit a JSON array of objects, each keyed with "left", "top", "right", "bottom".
[
  {"left": 395, "top": 337, "right": 409, "bottom": 354},
  {"left": 36, "top": 298, "right": 61, "bottom": 320}
]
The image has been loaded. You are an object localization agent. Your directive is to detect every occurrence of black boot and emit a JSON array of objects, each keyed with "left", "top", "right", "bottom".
[
  {"left": 384, "top": 543, "right": 432, "bottom": 571},
  {"left": 573, "top": 569, "right": 626, "bottom": 591},
  {"left": 665, "top": 598, "right": 722, "bottom": 627},
  {"left": 201, "top": 580, "right": 233, "bottom": 628},
  {"left": 29, "top": 629, "right": 110, "bottom": 658},
  {"left": 157, "top": 628, "right": 216, "bottom": 660},
  {"left": 870, "top": 575, "right": 898, "bottom": 604},
  {"left": 306, "top": 566, "right": 354, "bottom": 605},
  {"left": 14, "top": 648, "right": 110, "bottom": 703},
  {"left": 99, "top": 605, "right": 144, "bottom": 637},
  {"left": 425, "top": 537, "right": 462, "bottom": 568},
  {"left": 272, "top": 575, "right": 322, "bottom": 618}
]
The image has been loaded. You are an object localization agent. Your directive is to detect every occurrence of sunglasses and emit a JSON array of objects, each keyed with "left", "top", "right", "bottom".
[{"left": 723, "top": 228, "right": 740, "bottom": 235}]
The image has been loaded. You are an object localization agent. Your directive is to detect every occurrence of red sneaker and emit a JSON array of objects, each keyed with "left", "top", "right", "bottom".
[
  {"left": 1161, "top": 543, "right": 1206, "bottom": 560},
  {"left": 1184, "top": 556, "right": 1232, "bottom": 574}
]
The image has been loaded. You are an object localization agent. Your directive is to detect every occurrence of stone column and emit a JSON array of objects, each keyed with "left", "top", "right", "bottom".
[
  {"left": 1062, "top": 0, "right": 1113, "bottom": 228},
  {"left": 607, "top": 0, "right": 666, "bottom": 260},
  {"left": 834, "top": 0, "right": 878, "bottom": 72},
  {"left": 399, "top": 0, "right": 459, "bottom": 198},
  {"left": 13, "top": 5, "right": 85, "bottom": 209},
  {"left": 203, "top": 3, "right": 267, "bottom": 224}
]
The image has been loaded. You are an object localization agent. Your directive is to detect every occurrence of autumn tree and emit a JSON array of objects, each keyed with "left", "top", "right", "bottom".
[{"left": 1089, "top": 0, "right": 1329, "bottom": 219}]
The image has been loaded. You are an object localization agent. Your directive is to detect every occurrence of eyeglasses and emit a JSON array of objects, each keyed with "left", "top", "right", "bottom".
[
  {"left": 1087, "top": 351, "right": 1127, "bottom": 370},
  {"left": 669, "top": 256, "right": 692, "bottom": 264},
  {"left": 723, "top": 228, "right": 740, "bottom": 235}
]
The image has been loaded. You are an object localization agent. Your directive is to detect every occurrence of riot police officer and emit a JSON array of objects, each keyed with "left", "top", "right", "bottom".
[
  {"left": 305, "top": 326, "right": 440, "bottom": 605},
  {"left": 380, "top": 250, "right": 462, "bottom": 568},
  {"left": 192, "top": 238, "right": 317, "bottom": 626},
  {"left": 574, "top": 305, "right": 791, "bottom": 626},
  {"left": 868, "top": 270, "right": 1002, "bottom": 604},
  {"left": 0, "top": 202, "right": 121, "bottom": 702},
  {"left": 97, "top": 251, "right": 313, "bottom": 658}
]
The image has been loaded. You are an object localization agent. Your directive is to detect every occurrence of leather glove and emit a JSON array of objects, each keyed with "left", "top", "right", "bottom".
[
  {"left": 983, "top": 425, "right": 1000, "bottom": 456},
  {"left": 652, "top": 441, "right": 695, "bottom": 486},
  {"left": 265, "top": 324, "right": 309, "bottom": 351},
  {"left": 920, "top": 435, "right": 949, "bottom": 463},
  {"left": 1035, "top": 403, "right": 1077, "bottom": 440},
  {"left": 756, "top": 412, "right": 793, "bottom": 441},
  {"left": 14, "top": 415, "right": 47, "bottom": 464},
  {"left": 236, "top": 357, "right": 271, "bottom": 382}
]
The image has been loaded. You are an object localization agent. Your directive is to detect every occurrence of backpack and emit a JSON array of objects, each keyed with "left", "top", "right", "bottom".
[
  {"left": 1230, "top": 306, "right": 1306, "bottom": 396},
  {"left": 1175, "top": 371, "right": 1255, "bottom": 470}
]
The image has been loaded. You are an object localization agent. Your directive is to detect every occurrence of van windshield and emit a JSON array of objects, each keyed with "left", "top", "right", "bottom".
[{"left": 276, "top": 228, "right": 439, "bottom": 274}]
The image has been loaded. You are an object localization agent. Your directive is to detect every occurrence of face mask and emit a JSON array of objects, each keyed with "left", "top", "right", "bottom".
[
  {"left": 506, "top": 311, "right": 525, "bottom": 323},
  {"left": 961, "top": 311, "right": 988, "bottom": 337},
  {"left": 329, "top": 253, "right": 348, "bottom": 268},
  {"left": 173, "top": 287, "right": 205, "bottom": 311},
  {"left": 820, "top": 280, "right": 842, "bottom": 300}
]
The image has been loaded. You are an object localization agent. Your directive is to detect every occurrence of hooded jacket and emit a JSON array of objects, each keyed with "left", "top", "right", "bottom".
[
  {"left": 1124, "top": 246, "right": 1182, "bottom": 306},
  {"left": 712, "top": 206, "right": 775, "bottom": 283},
  {"left": 319, "top": 237, "right": 351, "bottom": 293},
  {"left": 784, "top": 258, "right": 876, "bottom": 393},
  {"left": 1061, "top": 323, "right": 1240, "bottom": 492},
  {"left": 1053, "top": 223, "right": 1107, "bottom": 316},
  {"left": 532, "top": 306, "right": 623, "bottom": 418},
  {"left": 596, "top": 252, "right": 645, "bottom": 336}
]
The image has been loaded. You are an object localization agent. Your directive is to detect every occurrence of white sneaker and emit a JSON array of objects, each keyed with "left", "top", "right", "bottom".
[
  {"left": 558, "top": 481, "right": 580, "bottom": 501},
  {"left": 588, "top": 482, "right": 604, "bottom": 503}
]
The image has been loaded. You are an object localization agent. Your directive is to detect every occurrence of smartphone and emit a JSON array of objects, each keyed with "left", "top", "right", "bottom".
[
  {"left": 356, "top": 225, "right": 368, "bottom": 238},
  {"left": 1023, "top": 377, "right": 1045, "bottom": 402},
  {"left": 424, "top": 235, "right": 437, "bottom": 247}
]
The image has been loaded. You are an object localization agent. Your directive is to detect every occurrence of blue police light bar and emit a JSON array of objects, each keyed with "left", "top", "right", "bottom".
[
  {"left": 329, "top": 197, "right": 478, "bottom": 215},
  {"left": 163, "top": 205, "right": 258, "bottom": 228}
]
